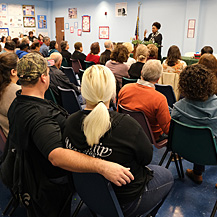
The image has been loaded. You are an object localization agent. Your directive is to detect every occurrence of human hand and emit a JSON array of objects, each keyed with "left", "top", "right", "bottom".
[
  {"left": 144, "top": 29, "right": 148, "bottom": 37},
  {"left": 100, "top": 161, "right": 134, "bottom": 186}
]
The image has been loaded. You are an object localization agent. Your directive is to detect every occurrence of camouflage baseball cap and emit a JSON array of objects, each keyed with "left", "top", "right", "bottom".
[{"left": 17, "top": 53, "right": 48, "bottom": 81}]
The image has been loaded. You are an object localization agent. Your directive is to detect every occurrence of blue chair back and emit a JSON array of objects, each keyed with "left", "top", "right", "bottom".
[
  {"left": 84, "top": 60, "right": 95, "bottom": 69},
  {"left": 169, "top": 119, "right": 217, "bottom": 165},
  {"left": 60, "top": 66, "right": 80, "bottom": 86},
  {"left": 57, "top": 86, "right": 81, "bottom": 114},
  {"left": 155, "top": 83, "right": 176, "bottom": 108},
  {"left": 72, "top": 173, "right": 124, "bottom": 217},
  {"left": 122, "top": 77, "right": 137, "bottom": 87}
]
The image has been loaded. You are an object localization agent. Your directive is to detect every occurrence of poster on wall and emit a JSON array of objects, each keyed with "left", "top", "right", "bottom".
[
  {"left": 0, "top": 28, "right": 9, "bottom": 38},
  {"left": 23, "top": 5, "right": 35, "bottom": 17},
  {"left": 77, "top": 29, "right": 82, "bottom": 36},
  {"left": 23, "top": 28, "right": 36, "bottom": 36},
  {"left": 99, "top": 26, "right": 109, "bottom": 39},
  {"left": 74, "top": 22, "right": 78, "bottom": 29},
  {"left": 0, "top": 3, "right": 7, "bottom": 16},
  {"left": 70, "top": 26, "right": 74, "bottom": 33},
  {"left": 8, "top": 4, "right": 22, "bottom": 16},
  {"left": 187, "top": 19, "right": 196, "bottom": 38},
  {"left": 115, "top": 2, "right": 127, "bottom": 17},
  {"left": 9, "top": 16, "right": 23, "bottom": 28},
  {"left": 23, "top": 17, "right": 36, "bottom": 27},
  {"left": 0, "top": 16, "right": 8, "bottom": 28},
  {"left": 82, "top": 15, "right": 90, "bottom": 32},
  {"left": 68, "top": 8, "right": 77, "bottom": 19},
  {"left": 37, "top": 15, "right": 47, "bottom": 29},
  {"left": 10, "top": 28, "right": 22, "bottom": 38}
]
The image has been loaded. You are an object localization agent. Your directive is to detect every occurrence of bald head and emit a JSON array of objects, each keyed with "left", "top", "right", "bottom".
[
  {"left": 104, "top": 40, "right": 113, "bottom": 51},
  {"left": 50, "top": 52, "right": 62, "bottom": 69}
]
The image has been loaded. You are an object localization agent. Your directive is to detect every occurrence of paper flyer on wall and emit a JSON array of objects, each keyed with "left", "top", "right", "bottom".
[
  {"left": 115, "top": 2, "right": 127, "bottom": 17},
  {"left": 9, "top": 16, "right": 23, "bottom": 28},
  {"left": 0, "top": 3, "right": 7, "bottom": 16},
  {"left": 8, "top": 4, "right": 22, "bottom": 16}
]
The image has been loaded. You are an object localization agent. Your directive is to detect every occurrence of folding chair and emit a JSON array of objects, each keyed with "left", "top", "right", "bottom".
[
  {"left": 84, "top": 60, "right": 95, "bottom": 69},
  {"left": 118, "top": 105, "right": 168, "bottom": 165},
  {"left": 44, "top": 87, "right": 57, "bottom": 104},
  {"left": 57, "top": 86, "right": 81, "bottom": 114},
  {"left": 122, "top": 77, "right": 137, "bottom": 87},
  {"left": 71, "top": 59, "right": 83, "bottom": 74},
  {"left": 166, "top": 118, "right": 217, "bottom": 179},
  {"left": 155, "top": 83, "right": 176, "bottom": 108},
  {"left": 166, "top": 119, "right": 217, "bottom": 217},
  {"left": 60, "top": 66, "right": 80, "bottom": 86},
  {"left": 72, "top": 173, "right": 124, "bottom": 217},
  {"left": 0, "top": 127, "right": 20, "bottom": 216}
]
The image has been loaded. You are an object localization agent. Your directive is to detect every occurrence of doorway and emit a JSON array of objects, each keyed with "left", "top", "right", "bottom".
[{"left": 55, "top": 17, "right": 64, "bottom": 52}]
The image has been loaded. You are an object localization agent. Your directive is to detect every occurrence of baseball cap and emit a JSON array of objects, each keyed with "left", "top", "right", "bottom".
[{"left": 17, "top": 53, "right": 48, "bottom": 81}]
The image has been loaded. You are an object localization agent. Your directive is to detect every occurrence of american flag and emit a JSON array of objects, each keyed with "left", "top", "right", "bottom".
[{"left": 135, "top": 3, "right": 141, "bottom": 40}]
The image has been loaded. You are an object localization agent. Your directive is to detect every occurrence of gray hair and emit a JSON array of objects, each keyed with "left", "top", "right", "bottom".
[
  {"left": 136, "top": 44, "right": 148, "bottom": 61},
  {"left": 141, "top": 60, "right": 162, "bottom": 82},
  {"left": 43, "top": 36, "right": 50, "bottom": 42},
  {"left": 104, "top": 40, "right": 112, "bottom": 49}
]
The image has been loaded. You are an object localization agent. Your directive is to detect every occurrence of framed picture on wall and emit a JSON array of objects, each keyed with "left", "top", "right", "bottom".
[
  {"left": 99, "top": 26, "right": 109, "bottom": 39},
  {"left": 70, "top": 26, "right": 74, "bottom": 33},
  {"left": 187, "top": 19, "right": 196, "bottom": 38},
  {"left": 37, "top": 15, "right": 47, "bottom": 29},
  {"left": 23, "top": 5, "right": 35, "bottom": 17},
  {"left": 77, "top": 29, "right": 82, "bottom": 36},
  {"left": 23, "top": 17, "right": 36, "bottom": 27},
  {"left": 0, "top": 28, "right": 9, "bottom": 38},
  {"left": 74, "top": 22, "right": 78, "bottom": 29},
  {"left": 82, "top": 15, "right": 90, "bottom": 32},
  {"left": 65, "top": 23, "right": 69, "bottom": 30}
]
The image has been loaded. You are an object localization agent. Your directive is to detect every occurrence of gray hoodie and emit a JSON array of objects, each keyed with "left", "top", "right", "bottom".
[{"left": 171, "top": 95, "right": 217, "bottom": 138}]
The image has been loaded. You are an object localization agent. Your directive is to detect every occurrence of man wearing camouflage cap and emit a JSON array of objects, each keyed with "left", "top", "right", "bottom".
[{"left": 6, "top": 53, "right": 134, "bottom": 217}]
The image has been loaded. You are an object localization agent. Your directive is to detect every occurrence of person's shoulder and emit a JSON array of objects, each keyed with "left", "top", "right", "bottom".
[{"left": 66, "top": 111, "right": 85, "bottom": 127}]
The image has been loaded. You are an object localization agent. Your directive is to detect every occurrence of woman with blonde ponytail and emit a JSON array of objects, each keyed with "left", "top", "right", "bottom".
[
  {"left": 128, "top": 44, "right": 148, "bottom": 79},
  {"left": 63, "top": 65, "right": 173, "bottom": 217}
]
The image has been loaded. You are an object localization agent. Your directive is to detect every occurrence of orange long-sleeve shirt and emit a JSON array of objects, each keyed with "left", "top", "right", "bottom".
[{"left": 118, "top": 83, "right": 171, "bottom": 140}]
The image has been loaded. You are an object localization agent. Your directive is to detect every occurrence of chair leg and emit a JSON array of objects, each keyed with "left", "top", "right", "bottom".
[
  {"left": 173, "top": 153, "right": 182, "bottom": 179},
  {"left": 210, "top": 200, "right": 217, "bottom": 217},
  {"left": 178, "top": 155, "right": 184, "bottom": 178},
  {"left": 71, "top": 200, "right": 84, "bottom": 217},
  {"left": 165, "top": 152, "right": 173, "bottom": 169},
  {"left": 159, "top": 148, "right": 169, "bottom": 166}
]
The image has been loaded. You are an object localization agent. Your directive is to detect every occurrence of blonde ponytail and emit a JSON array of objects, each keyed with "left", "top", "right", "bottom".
[{"left": 81, "top": 65, "right": 116, "bottom": 147}]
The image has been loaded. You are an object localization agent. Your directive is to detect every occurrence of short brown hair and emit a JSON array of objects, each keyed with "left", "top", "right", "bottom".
[
  {"left": 166, "top": 45, "right": 181, "bottom": 66},
  {"left": 60, "top": 41, "right": 68, "bottom": 51},
  {"left": 110, "top": 44, "right": 128, "bottom": 63},
  {"left": 74, "top": 42, "right": 82, "bottom": 50},
  {"left": 90, "top": 42, "right": 100, "bottom": 54},
  {"left": 179, "top": 64, "right": 217, "bottom": 101},
  {"left": 147, "top": 44, "right": 158, "bottom": 59}
]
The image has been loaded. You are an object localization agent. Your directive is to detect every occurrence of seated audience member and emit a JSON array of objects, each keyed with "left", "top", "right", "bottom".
[
  {"left": 118, "top": 60, "right": 171, "bottom": 141},
  {"left": 12, "top": 38, "right": 20, "bottom": 51},
  {"left": 198, "top": 53, "right": 217, "bottom": 78},
  {"left": 64, "top": 65, "right": 173, "bottom": 217},
  {"left": 201, "top": 45, "right": 213, "bottom": 56},
  {"left": 0, "top": 53, "right": 20, "bottom": 137},
  {"left": 128, "top": 44, "right": 148, "bottom": 79},
  {"left": 85, "top": 42, "right": 100, "bottom": 64},
  {"left": 105, "top": 44, "right": 129, "bottom": 88},
  {"left": 6, "top": 36, "right": 11, "bottom": 41},
  {"left": 71, "top": 42, "right": 86, "bottom": 69},
  {"left": 100, "top": 40, "right": 113, "bottom": 65},
  {"left": 147, "top": 44, "right": 158, "bottom": 60},
  {"left": 49, "top": 52, "right": 81, "bottom": 105},
  {"left": 171, "top": 64, "right": 217, "bottom": 184},
  {"left": 16, "top": 43, "right": 29, "bottom": 59},
  {"left": 0, "top": 41, "right": 16, "bottom": 54},
  {"left": 123, "top": 42, "right": 136, "bottom": 67},
  {"left": 40, "top": 36, "right": 50, "bottom": 57},
  {"left": 21, "top": 36, "right": 30, "bottom": 45},
  {"left": 38, "top": 34, "right": 44, "bottom": 45},
  {"left": 28, "top": 31, "right": 36, "bottom": 43},
  {"left": 60, "top": 40, "right": 72, "bottom": 66},
  {"left": 49, "top": 40, "right": 59, "bottom": 56},
  {"left": 162, "top": 45, "right": 187, "bottom": 74},
  {"left": 0, "top": 36, "right": 6, "bottom": 48},
  {"left": 4, "top": 52, "right": 134, "bottom": 217},
  {"left": 30, "top": 41, "right": 42, "bottom": 56}
]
